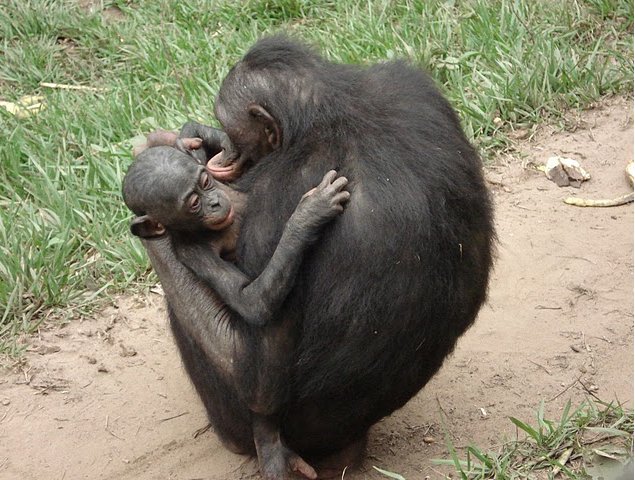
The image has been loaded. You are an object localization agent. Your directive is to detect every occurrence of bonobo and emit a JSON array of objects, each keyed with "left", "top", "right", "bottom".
[
  {"left": 170, "top": 35, "right": 495, "bottom": 478},
  {"left": 122, "top": 145, "right": 349, "bottom": 479}
]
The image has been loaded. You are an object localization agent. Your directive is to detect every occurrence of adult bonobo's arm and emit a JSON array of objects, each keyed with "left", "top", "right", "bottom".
[
  {"left": 179, "top": 121, "right": 235, "bottom": 166},
  {"left": 175, "top": 170, "right": 349, "bottom": 327}
]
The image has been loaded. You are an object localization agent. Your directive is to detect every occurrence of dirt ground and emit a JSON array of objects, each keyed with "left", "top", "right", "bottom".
[{"left": 0, "top": 98, "right": 632, "bottom": 480}]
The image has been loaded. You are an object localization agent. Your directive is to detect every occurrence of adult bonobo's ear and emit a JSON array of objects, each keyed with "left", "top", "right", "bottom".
[
  {"left": 130, "top": 215, "right": 166, "bottom": 238},
  {"left": 248, "top": 104, "right": 281, "bottom": 150}
]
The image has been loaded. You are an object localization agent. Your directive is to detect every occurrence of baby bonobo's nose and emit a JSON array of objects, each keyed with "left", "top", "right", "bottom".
[{"left": 208, "top": 192, "right": 221, "bottom": 209}]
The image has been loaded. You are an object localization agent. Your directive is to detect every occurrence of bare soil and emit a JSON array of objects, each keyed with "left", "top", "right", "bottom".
[{"left": 0, "top": 98, "right": 632, "bottom": 480}]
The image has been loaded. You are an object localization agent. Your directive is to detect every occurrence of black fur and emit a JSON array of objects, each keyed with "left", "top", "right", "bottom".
[
  {"left": 173, "top": 35, "right": 494, "bottom": 462},
  {"left": 230, "top": 36, "right": 493, "bottom": 455}
]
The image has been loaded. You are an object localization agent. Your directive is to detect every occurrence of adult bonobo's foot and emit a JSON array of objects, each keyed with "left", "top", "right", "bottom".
[{"left": 254, "top": 415, "right": 317, "bottom": 480}]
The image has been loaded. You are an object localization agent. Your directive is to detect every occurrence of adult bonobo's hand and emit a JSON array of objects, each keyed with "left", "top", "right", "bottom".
[
  {"left": 179, "top": 121, "right": 233, "bottom": 166},
  {"left": 288, "top": 170, "right": 350, "bottom": 242},
  {"left": 180, "top": 121, "right": 240, "bottom": 179}
]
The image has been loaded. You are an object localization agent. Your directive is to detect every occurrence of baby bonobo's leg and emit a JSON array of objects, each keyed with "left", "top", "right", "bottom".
[
  {"left": 253, "top": 414, "right": 317, "bottom": 480},
  {"left": 132, "top": 129, "right": 203, "bottom": 157}
]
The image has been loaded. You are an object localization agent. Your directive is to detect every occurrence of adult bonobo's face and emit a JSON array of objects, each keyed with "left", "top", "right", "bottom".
[
  {"left": 209, "top": 88, "right": 282, "bottom": 182},
  {"left": 123, "top": 146, "right": 235, "bottom": 238}
]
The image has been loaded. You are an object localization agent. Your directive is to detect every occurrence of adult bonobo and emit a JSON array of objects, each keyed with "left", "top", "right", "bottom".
[
  {"left": 122, "top": 145, "right": 349, "bottom": 479},
  {"left": 176, "top": 36, "right": 494, "bottom": 476}
]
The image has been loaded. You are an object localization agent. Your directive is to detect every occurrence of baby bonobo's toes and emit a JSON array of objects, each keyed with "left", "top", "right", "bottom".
[
  {"left": 288, "top": 451, "right": 318, "bottom": 480},
  {"left": 259, "top": 443, "right": 317, "bottom": 480},
  {"left": 146, "top": 129, "right": 178, "bottom": 147}
]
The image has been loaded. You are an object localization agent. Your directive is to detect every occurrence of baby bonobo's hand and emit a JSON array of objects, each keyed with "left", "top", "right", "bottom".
[{"left": 289, "top": 171, "right": 350, "bottom": 240}]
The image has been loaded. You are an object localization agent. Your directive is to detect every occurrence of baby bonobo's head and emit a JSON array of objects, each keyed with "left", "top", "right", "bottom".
[{"left": 122, "top": 146, "right": 235, "bottom": 238}]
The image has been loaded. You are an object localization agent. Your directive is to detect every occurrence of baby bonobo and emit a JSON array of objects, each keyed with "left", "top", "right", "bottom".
[
  {"left": 123, "top": 145, "right": 348, "bottom": 326},
  {"left": 122, "top": 145, "right": 349, "bottom": 480}
]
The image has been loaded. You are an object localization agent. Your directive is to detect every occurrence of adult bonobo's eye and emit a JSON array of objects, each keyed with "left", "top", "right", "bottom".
[
  {"left": 188, "top": 193, "right": 201, "bottom": 213},
  {"left": 200, "top": 171, "right": 213, "bottom": 190}
]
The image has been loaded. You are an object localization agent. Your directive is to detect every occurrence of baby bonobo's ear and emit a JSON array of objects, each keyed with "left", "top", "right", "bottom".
[{"left": 130, "top": 215, "right": 166, "bottom": 238}]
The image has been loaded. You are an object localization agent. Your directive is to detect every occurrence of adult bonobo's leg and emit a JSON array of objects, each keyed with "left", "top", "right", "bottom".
[{"left": 168, "top": 305, "right": 254, "bottom": 454}]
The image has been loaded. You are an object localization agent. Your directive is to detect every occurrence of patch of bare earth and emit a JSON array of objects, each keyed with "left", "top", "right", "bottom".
[
  {"left": 0, "top": 98, "right": 632, "bottom": 480},
  {"left": 78, "top": 0, "right": 125, "bottom": 22}
]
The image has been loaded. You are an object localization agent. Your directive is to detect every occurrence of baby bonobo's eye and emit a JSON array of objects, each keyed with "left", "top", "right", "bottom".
[
  {"left": 200, "top": 171, "right": 213, "bottom": 190},
  {"left": 188, "top": 193, "right": 201, "bottom": 213}
]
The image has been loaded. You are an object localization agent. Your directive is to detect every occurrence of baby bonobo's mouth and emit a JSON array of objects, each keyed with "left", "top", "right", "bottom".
[
  {"left": 206, "top": 151, "right": 241, "bottom": 181},
  {"left": 205, "top": 205, "right": 235, "bottom": 231}
]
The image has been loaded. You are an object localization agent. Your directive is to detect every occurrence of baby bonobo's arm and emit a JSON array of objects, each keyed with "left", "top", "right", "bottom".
[{"left": 174, "top": 170, "right": 349, "bottom": 326}]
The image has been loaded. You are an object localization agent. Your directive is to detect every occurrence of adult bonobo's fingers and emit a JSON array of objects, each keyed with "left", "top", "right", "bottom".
[
  {"left": 181, "top": 137, "right": 203, "bottom": 150},
  {"left": 174, "top": 137, "right": 203, "bottom": 155},
  {"left": 179, "top": 121, "right": 226, "bottom": 150}
]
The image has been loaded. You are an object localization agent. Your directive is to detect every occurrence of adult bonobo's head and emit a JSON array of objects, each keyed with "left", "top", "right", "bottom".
[
  {"left": 122, "top": 146, "right": 235, "bottom": 238},
  {"left": 214, "top": 36, "right": 329, "bottom": 175}
]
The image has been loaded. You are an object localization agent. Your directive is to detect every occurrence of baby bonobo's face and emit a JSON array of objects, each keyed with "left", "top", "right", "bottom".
[
  {"left": 185, "top": 162, "right": 235, "bottom": 231},
  {"left": 125, "top": 146, "right": 235, "bottom": 235}
]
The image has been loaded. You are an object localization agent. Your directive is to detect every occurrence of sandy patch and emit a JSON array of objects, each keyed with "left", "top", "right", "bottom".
[{"left": 0, "top": 97, "right": 632, "bottom": 480}]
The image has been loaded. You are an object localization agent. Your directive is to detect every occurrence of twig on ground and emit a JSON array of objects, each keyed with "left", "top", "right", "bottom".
[
  {"left": 549, "top": 375, "right": 582, "bottom": 402},
  {"left": 159, "top": 411, "right": 189, "bottom": 422},
  {"left": 529, "top": 359, "right": 552, "bottom": 375},
  {"left": 39, "top": 82, "right": 105, "bottom": 92}
]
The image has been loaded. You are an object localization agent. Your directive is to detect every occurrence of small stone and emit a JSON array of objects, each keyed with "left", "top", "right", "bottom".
[
  {"left": 545, "top": 159, "right": 570, "bottom": 187},
  {"left": 36, "top": 344, "right": 61, "bottom": 355},
  {"left": 509, "top": 128, "right": 530, "bottom": 140},
  {"left": 423, "top": 436, "right": 435, "bottom": 444},
  {"left": 119, "top": 343, "right": 137, "bottom": 358},
  {"left": 570, "top": 345, "right": 581, "bottom": 353},
  {"left": 1, "top": 399, "right": 10, "bottom": 406},
  {"left": 97, "top": 364, "right": 109, "bottom": 373}
]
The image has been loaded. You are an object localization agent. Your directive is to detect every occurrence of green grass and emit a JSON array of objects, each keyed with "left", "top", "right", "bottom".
[
  {"left": 434, "top": 398, "right": 633, "bottom": 479},
  {"left": 0, "top": 0, "right": 632, "bottom": 354}
]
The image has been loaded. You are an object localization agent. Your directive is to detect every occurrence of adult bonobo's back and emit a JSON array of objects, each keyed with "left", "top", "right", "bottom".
[{"left": 217, "top": 36, "right": 494, "bottom": 457}]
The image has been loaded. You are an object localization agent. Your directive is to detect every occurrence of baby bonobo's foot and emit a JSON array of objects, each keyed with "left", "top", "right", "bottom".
[
  {"left": 254, "top": 414, "right": 317, "bottom": 480},
  {"left": 311, "top": 436, "right": 367, "bottom": 479},
  {"left": 132, "top": 129, "right": 203, "bottom": 157}
]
